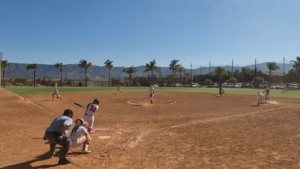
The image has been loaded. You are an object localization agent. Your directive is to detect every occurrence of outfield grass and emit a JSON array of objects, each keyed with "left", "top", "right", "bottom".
[{"left": 3, "top": 87, "right": 300, "bottom": 99}]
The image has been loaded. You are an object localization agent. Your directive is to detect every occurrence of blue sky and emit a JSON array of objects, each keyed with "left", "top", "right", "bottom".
[{"left": 0, "top": 0, "right": 299, "bottom": 67}]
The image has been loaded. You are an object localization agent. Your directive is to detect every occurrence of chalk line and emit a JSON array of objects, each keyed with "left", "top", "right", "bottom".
[
  {"left": 170, "top": 104, "right": 300, "bottom": 128},
  {"left": 1, "top": 88, "right": 56, "bottom": 116}
]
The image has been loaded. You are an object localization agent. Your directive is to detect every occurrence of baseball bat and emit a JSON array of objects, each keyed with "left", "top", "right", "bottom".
[{"left": 74, "top": 103, "right": 87, "bottom": 109}]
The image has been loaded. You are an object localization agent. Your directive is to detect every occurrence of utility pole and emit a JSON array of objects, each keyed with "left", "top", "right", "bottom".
[
  {"left": 232, "top": 60, "right": 233, "bottom": 77},
  {"left": 200, "top": 66, "right": 201, "bottom": 75},
  {"left": 191, "top": 63, "right": 192, "bottom": 82},
  {"left": 283, "top": 57, "right": 285, "bottom": 85},
  {"left": 254, "top": 59, "right": 257, "bottom": 85},
  {"left": 209, "top": 62, "right": 211, "bottom": 75}
]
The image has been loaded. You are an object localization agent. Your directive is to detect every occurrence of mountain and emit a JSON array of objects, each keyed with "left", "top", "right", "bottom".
[{"left": 3, "top": 62, "right": 294, "bottom": 79}]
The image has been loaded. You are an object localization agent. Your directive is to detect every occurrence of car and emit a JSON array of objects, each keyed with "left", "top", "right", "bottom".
[
  {"left": 188, "top": 83, "right": 199, "bottom": 87},
  {"left": 275, "top": 84, "right": 284, "bottom": 89},
  {"left": 289, "top": 83, "right": 299, "bottom": 90},
  {"left": 232, "top": 83, "right": 242, "bottom": 88},
  {"left": 242, "top": 82, "right": 252, "bottom": 88},
  {"left": 173, "top": 83, "right": 182, "bottom": 87},
  {"left": 269, "top": 84, "right": 277, "bottom": 89},
  {"left": 209, "top": 83, "right": 219, "bottom": 88},
  {"left": 223, "top": 83, "right": 232, "bottom": 88},
  {"left": 259, "top": 84, "right": 267, "bottom": 89}
]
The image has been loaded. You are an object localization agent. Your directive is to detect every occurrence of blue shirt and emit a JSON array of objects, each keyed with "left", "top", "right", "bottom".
[{"left": 46, "top": 115, "right": 72, "bottom": 135}]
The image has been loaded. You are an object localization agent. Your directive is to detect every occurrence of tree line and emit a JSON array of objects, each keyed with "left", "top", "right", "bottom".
[{"left": 1, "top": 56, "right": 300, "bottom": 88}]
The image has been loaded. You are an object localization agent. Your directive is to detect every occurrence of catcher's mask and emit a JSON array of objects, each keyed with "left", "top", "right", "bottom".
[
  {"left": 93, "top": 99, "right": 99, "bottom": 105},
  {"left": 75, "top": 119, "right": 84, "bottom": 127}
]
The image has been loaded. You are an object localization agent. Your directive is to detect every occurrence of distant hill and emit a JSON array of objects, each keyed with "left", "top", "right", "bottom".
[{"left": 3, "top": 62, "right": 294, "bottom": 79}]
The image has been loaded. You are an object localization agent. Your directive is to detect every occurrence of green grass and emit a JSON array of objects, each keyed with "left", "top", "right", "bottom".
[{"left": 4, "top": 87, "right": 300, "bottom": 99}]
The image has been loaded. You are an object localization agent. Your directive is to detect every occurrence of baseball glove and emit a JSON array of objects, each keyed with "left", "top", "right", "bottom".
[{"left": 150, "top": 94, "right": 152, "bottom": 97}]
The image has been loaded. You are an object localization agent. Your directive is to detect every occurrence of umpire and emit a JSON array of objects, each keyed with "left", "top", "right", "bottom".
[{"left": 44, "top": 109, "right": 73, "bottom": 165}]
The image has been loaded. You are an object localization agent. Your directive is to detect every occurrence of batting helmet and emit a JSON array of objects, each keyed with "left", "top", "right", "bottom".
[{"left": 93, "top": 99, "right": 99, "bottom": 105}]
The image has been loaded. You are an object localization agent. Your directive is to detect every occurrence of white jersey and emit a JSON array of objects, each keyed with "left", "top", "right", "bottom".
[
  {"left": 148, "top": 88, "right": 154, "bottom": 95},
  {"left": 85, "top": 103, "right": 99, "bottom": 116},
  {"left": 69, "top": 126, "right": 88, "bottom": 140},
  {"left": 118, "top": 86, "right": 121, "bottom": 90},
  {"left": 258, "top": 93, "right": 266, "bottom": 103},
  {"left": 53, "top": 90, "right": 59, "bottom": 95}
]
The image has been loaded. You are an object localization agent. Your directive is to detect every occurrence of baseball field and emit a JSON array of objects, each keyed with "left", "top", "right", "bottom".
[{"left": 1, "top": 87, "right": 300, "bottom": 169}]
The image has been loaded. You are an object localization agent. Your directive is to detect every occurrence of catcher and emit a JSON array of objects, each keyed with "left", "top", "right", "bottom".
[
  {"left": 148, "top": 85, "right": 155, "bottom": 104},
  {"left": 68, "top": 119, "right": 91, "bottom": 153},
  {"left": 52, "top": 88, "right": 63, "bottom": 101}
]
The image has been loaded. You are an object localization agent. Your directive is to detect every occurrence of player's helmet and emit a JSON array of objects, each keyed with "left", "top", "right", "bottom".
[
  {"left": 93, "top": 99, "right": 99, "bottom": 105},
  {"left": 75, "top": 119, "right": 84, "bottom": 127}
]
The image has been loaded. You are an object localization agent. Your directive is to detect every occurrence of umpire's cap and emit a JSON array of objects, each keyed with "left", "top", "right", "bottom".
[
  {"left": 93, "top": 99, "right": 99, "bottom": 105},
  {"left": 63, "top": 109, "right": 74, "bottom": 116}
]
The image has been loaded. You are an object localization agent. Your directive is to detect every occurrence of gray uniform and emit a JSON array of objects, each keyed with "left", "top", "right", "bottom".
[{"left": 44, "top": 116, "right": 72, "bottom": 159}]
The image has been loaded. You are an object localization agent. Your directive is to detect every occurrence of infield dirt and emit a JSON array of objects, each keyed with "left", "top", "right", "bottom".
[{"left": 1, "top": 89, "right": 300, "bottom": 169}]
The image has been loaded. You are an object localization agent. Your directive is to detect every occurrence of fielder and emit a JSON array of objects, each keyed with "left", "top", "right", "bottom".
[
  {"left": 220, "top": 87, "right": 227, "bottom": 96},
  {"left": 83, "top": 99, "right": 99, "bottom": 134},
  {"left": 68, "top": 119, "right": 91, "bottom": 153},
  {"left": 52, "top": 89, "right": 63, "bottom": 101},
  {"left": 148, "top": 85, "right": 154, "bottom": 104},
  {"left": 115, "top": 85, "right": 122, "bottom": 94},
  {"left": 263, "top": 87, "right": 270, "bottom": 102},
  {"left": 257, "top": 92, "right": 267, "bottom": 106}
]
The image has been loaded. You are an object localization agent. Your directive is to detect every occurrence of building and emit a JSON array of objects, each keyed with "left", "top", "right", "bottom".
[{"left": 71, "top": 77, "right": 111, "bottom": 87}]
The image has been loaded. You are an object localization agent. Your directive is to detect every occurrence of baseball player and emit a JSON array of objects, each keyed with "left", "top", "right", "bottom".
[
  {"left": 52, "top": 89, "right": 63, "bottom": 101},
  {"left": 263, "top": 87, "right": 270, "bottom": 102},
  {"left": 257, "top": 92, "right": 267, "bottom": 106},
  {"left": 148, "top": 85, "right": 155, "bottom": 104},
  {"left": 83, "top": 99, "right": 99, "bottom": 134},
  {"left": 220, "top": 87, "right": 227, "bottom": 96},
  {"left": 69, "top": 119, "right": 91, "bottom": 153},
  {"left": 115, "top": 85, "right": 122, "bottom": 94}
]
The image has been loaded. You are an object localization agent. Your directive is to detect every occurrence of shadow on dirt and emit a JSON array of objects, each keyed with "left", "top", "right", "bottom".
[
  {"left": 42, "top": 100, "right": 53, "bottom": 101},
  {"left": 67, "top": 152, "right": 86, "bottom": 156},
  {"left": 1, "top": 151, "right": 58, "bottom": 169}
]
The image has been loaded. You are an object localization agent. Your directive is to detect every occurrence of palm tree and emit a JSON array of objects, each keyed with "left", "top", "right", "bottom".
[
  {"left": 214, "top": 67, "right": 228, "bottom": 82},
  {"left": 1, "top": 60, "right": 10, "bottom": 87},
  {"left": 104, "top": 59, "right": 113, "bottom": 87},
  {"left": 177, "top": 65, "right": 185, "bottom": 83},
  {"left": 169, "top": 59, "right": 179, "bottom": 83},
  {"left": 143, "top": 60, "right": 161, "bottom": 84},
  {"left": 26, "top": 64, "right": 37, "bottom": 87},
  {"left": 78, "top": 59, "right": 92, "bottom": 87},
  {"left": 266, "top": 62, "right": 281, "bottom": 76},
  {"left": 123, "top": 66, "right": 138, "bottom": 86},
  {"left": 54, "top": 63, "right": 66, "bottom": 87},
  {"left": 290, "top": 56, "right": 300, "bottom": 89}
]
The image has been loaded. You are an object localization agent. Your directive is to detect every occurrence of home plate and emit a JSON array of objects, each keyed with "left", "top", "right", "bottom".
[{"left": 98, "top": 136, "right": 111, "bottom": 139}]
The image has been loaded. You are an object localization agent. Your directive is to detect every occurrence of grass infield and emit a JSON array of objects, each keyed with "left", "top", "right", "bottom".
[{"left": 4, "top": 87, "right": 300, "bottom": 99}]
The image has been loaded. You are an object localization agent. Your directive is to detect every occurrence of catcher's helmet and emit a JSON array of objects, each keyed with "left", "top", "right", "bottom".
[{"left": 93, "top": 99, "right": 99, "bottom": 105}]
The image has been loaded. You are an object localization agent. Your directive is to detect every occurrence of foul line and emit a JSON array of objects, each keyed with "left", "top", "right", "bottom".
[
  {"left": 1, "top": 88, "right": 24, "bottom": 100},
  {"left": 170, "top": 104, "right": 300, "bottom": 128},
  {"left": 1, "top": 88, "right": 56, "bottom": 116}
]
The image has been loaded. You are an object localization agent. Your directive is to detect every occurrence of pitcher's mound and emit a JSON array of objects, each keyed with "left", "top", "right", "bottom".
[{"left": 127, "top": 100, "right": 176, "bottom": 106}]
